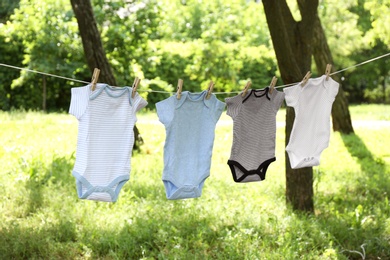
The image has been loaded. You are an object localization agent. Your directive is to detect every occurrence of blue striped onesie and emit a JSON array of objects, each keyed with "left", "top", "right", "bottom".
[{"left": 69, "top": 84, "right": 147, "bottom": 202}]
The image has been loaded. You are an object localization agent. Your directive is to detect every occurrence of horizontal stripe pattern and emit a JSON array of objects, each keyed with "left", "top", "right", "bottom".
[
  {"left": 226, "top": 88, "right": 285, "bottom": 182},
  {"left": 70, "top": 84, "right": 147, "bottom": 202}
]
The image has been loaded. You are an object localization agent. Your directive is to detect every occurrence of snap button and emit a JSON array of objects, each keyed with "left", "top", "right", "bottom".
[
  {"left": 95, "top": 186, "right": 105, "bottom": 192},
  {"left": 183, "top": 185, "right": 196, "bottom": 192}
]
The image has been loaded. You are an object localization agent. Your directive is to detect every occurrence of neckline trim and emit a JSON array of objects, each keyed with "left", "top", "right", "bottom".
[
  {"left": 176, "top": 90, "right": 211, "bottom": 109},
  {"left": 89, "top": 84, "right": 133, "bottom": 105},
  {"left": 242, "top": 87, "right": 270, "bottom": 103}
]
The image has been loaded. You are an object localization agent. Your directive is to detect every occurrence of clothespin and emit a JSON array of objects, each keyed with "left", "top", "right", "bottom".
[
  {"left": 325, "top": 64, "right": 332, "bottom": 80},
  {"left": 301, "top": 71, "right": 312, "bottom": 87},
  {"left": 177, "top": 79, "right": 183, "bottom": 100},
  {"left": 269, "top": 76, "right": 277, "bottom": 94},
  {"left": 132, "top": 77, "right": 141, "bottom": 98},
  {"left": 91, "top": 68, "right": 100, "bottom": 91},
  {"left": 241, "top": 81, "right": 251, "bottom": 97},
  {"left": 206, "top": 81, "right": 214, "bottom": 100}
]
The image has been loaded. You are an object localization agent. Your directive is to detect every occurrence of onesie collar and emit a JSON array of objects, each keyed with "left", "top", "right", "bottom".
[
  {"left": 242, "top": 87, "right": 270, "bottom": 103},
  {"left": 89, "top": 84, "right": 134, "bottom": 105},
  {"left": 176, "top": 90, "right": 211, "bottom": 109}
]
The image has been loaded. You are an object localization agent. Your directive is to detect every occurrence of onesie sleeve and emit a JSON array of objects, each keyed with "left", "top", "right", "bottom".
[
  {"left": 156, "top": 96, "right": 175, "bottom": 126},
  {"left": 283, "top": 84, "right": 299, "bottom": 107},
  {"left": 132, "top": 92, "right": 148, "bottom": 113},
  {"left": 212, "top": 96, "right": 226, "bottom": 123},
  {"left": 225, "top": 94, "right": 241, "bottom": 119},
  {"left": 324, "top": 77, "right": 340, "bottom": 102},
  {"left": 272, "top": 90, "right": 286, "bottom": 113},
  {"left": 69, "top": 85, "right": 90, "bottom": 120}
]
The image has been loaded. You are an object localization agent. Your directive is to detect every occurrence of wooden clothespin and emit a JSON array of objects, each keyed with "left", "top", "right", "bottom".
[
  {"left": 177, "top": 79, "right": 183, "bottom": 100},
  {"left": 269, "top": 76, "right": 278, "bottom": 94},
  {"left": 91, "top": 68, "right": 100, "bottom": 91},
  {"left": 241, "top": 81, "right": 251, "bottom": 97},
  {"left": 325, "top": 64, "right": 332, "bottom": 80},
  {"left": 301, "top": 71, "right": 312, "bottom": 87},
  {"left": 206, "top": 81, "right": 214, "bottom": 100},
  {"left": 131, "top": 77, "right": 141, "bottom": 98}
]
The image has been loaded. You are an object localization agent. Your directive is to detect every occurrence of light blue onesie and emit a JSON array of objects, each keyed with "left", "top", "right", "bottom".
[{"left": 156, "top": 91, "right": 226, "bottom": 200}]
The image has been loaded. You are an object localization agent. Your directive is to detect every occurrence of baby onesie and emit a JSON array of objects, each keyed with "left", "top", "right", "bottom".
[
  {"left": 284, "top": 75, "right": 339, "bottom": 169},
  {"left": 69, "top": 83, "right": 147, "bottom": 202},
  {"left": 226, "top": 87, "right": 285, "bottom": 183},
  {"left": 156, "top": 90, "right": 225, "bottom": 200}
]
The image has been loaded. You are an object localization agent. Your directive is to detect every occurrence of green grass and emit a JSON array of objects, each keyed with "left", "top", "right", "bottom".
[
  {"left": 1, "top": 104, "right": 390, "bottom": 259},
  {"left": 348, "top": 104, "right": 390, "bottom": 121}
]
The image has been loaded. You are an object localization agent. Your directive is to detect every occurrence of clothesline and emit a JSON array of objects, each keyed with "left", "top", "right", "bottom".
[{"left": 0, "top": 52, "right": 389, "bottom": 95}]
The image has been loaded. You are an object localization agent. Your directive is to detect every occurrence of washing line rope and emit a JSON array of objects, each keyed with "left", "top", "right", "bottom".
[
  {"left": 0, "top": 63, "right": 90, "bottom": 85},
  {"left": 0, "top": 52, "right": 389, "bottom": 95},
  {"left": 273, "top": 52, "right": 390, "bottom": 89}
]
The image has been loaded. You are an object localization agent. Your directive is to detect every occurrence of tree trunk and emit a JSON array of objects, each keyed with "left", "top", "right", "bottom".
[
  {"left": 70, "top": 0, "right": 143, "bottom": 150},
  {"left": 70, "top": 0, "right": 116, "bottom": 86},
  {"left": 285, "top": 108, "right": 314, "bottom": 211},
  {"left": 312, "top": 16, "right": 354, "bottom": 134},
  {"left": 263, "top": 0, "right": 318, "bottom": 213}
]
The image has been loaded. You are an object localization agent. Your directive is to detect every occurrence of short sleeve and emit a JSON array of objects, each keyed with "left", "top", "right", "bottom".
[
  {"left": 225, "top": 94, "right": 241, "bottom": 118},
  {"left": 272, "top": 90, "right": 285, "bottom": 112},
  {"left": 283, "top": 84, "right": 300, "bottom": 107},
  {"left": 69, "top": 86, "right": 90, "bottom": 119},
  {"left": 156, "top": 96, "right": 175, "bottom": 126},
  {"left": 324, "top": 77, "right": 340, "bottom": 102},
  {"left": 132, "top": 92, "right": 148, "bottom": 113},
  {"left": 213, "top": 97, "right": 226, "bottom": 123}
]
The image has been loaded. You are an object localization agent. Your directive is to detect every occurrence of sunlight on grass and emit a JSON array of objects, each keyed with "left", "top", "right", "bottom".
[
  {"left": 349, "top": 104, "right": 390, "bottom": 121},
  {"left": 0, "top": 104, "right": 389, "bottom": 259}
]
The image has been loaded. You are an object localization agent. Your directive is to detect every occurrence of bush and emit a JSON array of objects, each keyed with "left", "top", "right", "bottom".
[{"left": 364, "top": 85, "right": 390, "bottom": 104}]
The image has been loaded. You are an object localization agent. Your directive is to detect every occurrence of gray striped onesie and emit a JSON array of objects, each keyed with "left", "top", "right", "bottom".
[{"left": 226, "top": 87, "right": 285, "bottom": 182}]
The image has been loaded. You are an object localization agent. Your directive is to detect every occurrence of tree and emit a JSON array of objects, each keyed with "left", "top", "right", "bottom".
[
  {"left": 262, "top": 0, "right": 320, "bottom": 212},
  {"left": 311, "top": 13, "right": 354, "bottom": 134},
  {"left": 347, "top": 0, "right": 390, "bottom": 104},
  {"left": 0, "top": 0, "right": 20, "bottom": 23},
  {"left": 70, "top": 0, "right": 142, "bottom": 149},
  {"left": 70, "top": 0, "right": 116, "bottom": 86},
  {"left": 1, "top": 0, "right": 87, "bottom": 111}
]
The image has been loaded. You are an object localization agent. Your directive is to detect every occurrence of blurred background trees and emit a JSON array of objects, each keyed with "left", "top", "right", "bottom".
[{"left": 0, "top": 0, "right": 389, "bottom": 111}]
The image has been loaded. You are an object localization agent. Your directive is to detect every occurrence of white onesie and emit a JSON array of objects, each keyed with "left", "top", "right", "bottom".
[
  {"left": 69, "top": 83, "right": 147, "bottom": 202},
  {"left": 283, "top": 75, "right": 339, "bottom": 169}
]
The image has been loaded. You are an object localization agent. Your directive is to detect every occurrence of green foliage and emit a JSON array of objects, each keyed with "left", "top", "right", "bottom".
[
  {"left": 0, "top": 107, "right": 390, "bottom": 258},
  {"left": 0, "top": 0, "right": 88, "bottom": 110},
  {"left": 0, "top": 0, "right": 278, "bottom": 111},
  {"left": 364, "top": 86, "right": 390, "bottom": 104},
  {"left": 0, "top": 28, "right": 24, "bottom": 110},
  {"left": 363, "top": 0, "right": 390, "bottom": 46},
  {"left": 159, "top": 0, "right": 270, "bottom": 45},
  {"left": 140, "top": 40, "right": 276, "bottom": 98},
  {"left": 342, "top": 39, "right": 390, "bottom": 103},
  {"left": 0, "top": 0, "right": 389, "bottom": 110},
  {"left": 0, "top": 0, "right": 20, "bottom": 23},
  {"left": 139, "top": 77, "right": 174, "bottom": 109},
  {"left": 319, "top": 0, "right": 390, "bottom": 104},
  {"left": 92, "top": 0, "right": 164, "bottom": 86}
]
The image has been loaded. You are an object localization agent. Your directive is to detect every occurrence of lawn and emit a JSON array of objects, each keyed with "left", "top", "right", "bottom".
[{"left": 0, "top": 104, "right": 389, "bottom": 259}]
